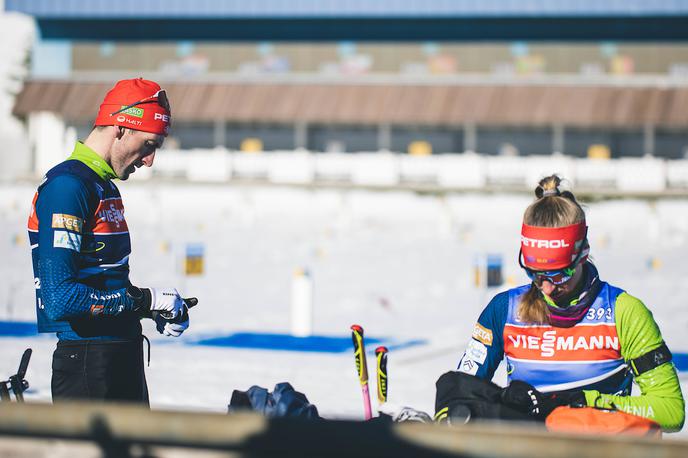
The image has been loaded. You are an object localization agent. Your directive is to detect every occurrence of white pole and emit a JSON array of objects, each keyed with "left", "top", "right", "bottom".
[{"left": 291, "top": 268, "right": 313, "bottom": 337}]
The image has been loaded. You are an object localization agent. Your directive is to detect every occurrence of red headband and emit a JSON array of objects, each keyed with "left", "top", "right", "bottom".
[
  {"left": 94, "top": 78, "right": 170, "bottom": 136},
  {"left": 520, "top": 221, "right": 588, "bottom": 270}
]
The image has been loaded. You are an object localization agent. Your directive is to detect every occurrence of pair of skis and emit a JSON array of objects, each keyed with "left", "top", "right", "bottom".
[{"left": 350, "top": 324, "right": 387, "bottom": 420}]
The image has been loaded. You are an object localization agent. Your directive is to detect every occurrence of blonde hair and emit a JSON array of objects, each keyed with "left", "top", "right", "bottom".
[{"left": 519, "top": 175, "right": 586, "bottom": 324}]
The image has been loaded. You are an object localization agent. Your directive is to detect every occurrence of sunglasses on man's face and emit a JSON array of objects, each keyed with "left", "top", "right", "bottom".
[
  {"left": 110, "top": 90, "right": 170, "bottom": 117},
  {"left": 118, "top": 127, "right": 163, "bottom": 154},
  {"left": 142, "top": 139, "right": 162, "bottom": 153}
]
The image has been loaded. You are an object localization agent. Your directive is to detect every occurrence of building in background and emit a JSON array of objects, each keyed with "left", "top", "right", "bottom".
[{"left": 5, "top": 0, "right": 688, "bottom": 175}]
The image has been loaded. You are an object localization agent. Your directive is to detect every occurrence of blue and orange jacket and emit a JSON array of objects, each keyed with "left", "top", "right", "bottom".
[
  {"left": 28, "top": 142, "right": 140, "bottom": 340},
  {"left": 503, "top": 283, "right": 629, "bottom": 393},
  {"left": 458, "top": 268, "right": 684, "bottom": 431}
]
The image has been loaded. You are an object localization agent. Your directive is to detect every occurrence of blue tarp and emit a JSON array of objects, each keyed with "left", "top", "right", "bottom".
[
  {"left": 0, "top": 321, "right": 38, "bottom": 337},
  {"left": 1, "top": 320, "right": 686, "bottom": 370},
  {"left": 194, "top": 332, "right": 425, "bottom": 354},
  {"left": 674, "top": 352, "right": 688, "bottom": 373}
]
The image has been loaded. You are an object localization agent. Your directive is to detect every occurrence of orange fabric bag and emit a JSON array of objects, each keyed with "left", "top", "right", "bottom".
[{"left": 545, "top": 406, "right": 662, "bottom": 438}]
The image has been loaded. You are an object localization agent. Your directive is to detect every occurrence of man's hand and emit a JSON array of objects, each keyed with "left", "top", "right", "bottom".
[
  {"left": 154, "top": 297, "right": 197, "bottom": 337},
  {"left": 501, "top": 380, "right": 586, "bottom": 420},
  {"left": 155, "top": 313, "right": 189, "bottom": 337},
  {"left": 127, "top": 286, "right": 186, "bottom": 319}
]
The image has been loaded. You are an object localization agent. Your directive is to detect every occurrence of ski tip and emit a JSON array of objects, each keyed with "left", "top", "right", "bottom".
[
  {"left": 350, "top": 324, "right": 364, "bottom": 333},
  {"left": 375, "top": 346, "right": 388, "bottom": 354}
]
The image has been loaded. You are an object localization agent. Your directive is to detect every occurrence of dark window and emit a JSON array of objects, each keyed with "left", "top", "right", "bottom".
[
  {"left": 564, "top": 129, "right": 645, "bottom": 158},
  {"left": 655, "top": 129, "right": 688, "bottom": 159},
  {"left": 225, "top": 123, "right": 294, "bottom": 151},
  {"left": 477, "top": 127, "right": 551, "bottom": 156},
  {"left": 391, "top": 126, "right": 463, "bottom": 154},
  {"left": 308, "top": 125, "right": 378, "bottom": 153},
  {"left": 172, "top": 122, "right": 215, "bottom": 149}
]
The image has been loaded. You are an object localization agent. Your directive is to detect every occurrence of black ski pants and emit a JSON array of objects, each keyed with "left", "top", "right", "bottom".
[{"left": 51, "top": 338, "right": 149, "bottom": 406}]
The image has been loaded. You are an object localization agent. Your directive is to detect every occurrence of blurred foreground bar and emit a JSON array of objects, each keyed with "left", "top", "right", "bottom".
[{"left": 0, "top": 402, "right": 687, "bottom": 458}]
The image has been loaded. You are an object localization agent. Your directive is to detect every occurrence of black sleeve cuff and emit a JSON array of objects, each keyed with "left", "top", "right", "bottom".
[{"left": 126, "top": 285, "right": 151, "bottom": 313}]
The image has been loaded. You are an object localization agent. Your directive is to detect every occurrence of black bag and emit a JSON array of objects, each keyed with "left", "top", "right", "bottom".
[
  {"left": 434, "top": 371, "right": 534, "bottom": 424},
  {"left": 228, "top": 382, "right": 320, "bottom": 420}
]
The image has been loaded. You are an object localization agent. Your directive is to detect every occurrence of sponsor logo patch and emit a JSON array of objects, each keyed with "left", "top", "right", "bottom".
[
  {"left": 504, "top": 325, "right": 620, "bottom": 360},
  {"left": 458, "top": 358, "right": 479, "bottom": 375},
  {"left": 89, "top": 292, "right": 122, "bottom": 301},
  {"left": 466, "top": 339, "right": 488, "bottom": 364},
  {"left": 53, "top": 230, "right": 82, "bottom": 251},
  {"left": 90, "top": 304, "right": 104, "bottom": 316},
  {"left": 94, "top": 198, "right": 128, "bottom": 233},
  {"left": 119, "top": 106, "right": 144, "bottom": 118},
  {"left": 121, "top": 117, "right": 142, "bottom": 127},
  {"left": 622, "top": 405, "right": 655, "bottom": 419},
  {"left": 472, "top": 323, "right": 493, "bottom": 346},
  {"left": 52, "top": 213, "right": 83, "bottom": 233},
  {"left": 521, "top": 236, "right": 570, "bottom": 249}
]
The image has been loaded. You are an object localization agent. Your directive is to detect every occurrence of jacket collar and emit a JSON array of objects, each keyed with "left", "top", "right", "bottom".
[{"left": 68, "top": 142, "right": 117, "bottom": 181}]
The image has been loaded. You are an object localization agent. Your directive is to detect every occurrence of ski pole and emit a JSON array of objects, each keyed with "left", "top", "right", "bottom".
[
  {"left": 350, "top": 324, "right": 373, "bottom": 420},
  {"left": 375, "top": 346, "right": 388, "bottom": 405},
  {"left": 9, "top": 349, "right": 31, "bottom": 402},
  {"left": 1, "top": 348, "right": 31, "bottom": 403},
  {"left": 155, "top": 296, "right": 198, "bottom": 322}
]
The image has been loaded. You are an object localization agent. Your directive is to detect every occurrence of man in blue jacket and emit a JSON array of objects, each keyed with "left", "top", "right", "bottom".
[{"left": 28, "top": 78, "right": 195, "bottom": 405}]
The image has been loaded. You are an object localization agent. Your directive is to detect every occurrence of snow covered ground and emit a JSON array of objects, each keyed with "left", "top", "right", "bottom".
[{"left": 1, "top": 181, "right": 687, "bottom": 436}]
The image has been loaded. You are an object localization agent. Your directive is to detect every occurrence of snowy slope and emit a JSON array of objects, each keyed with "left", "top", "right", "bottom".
[{"left": 0, "top": 182, "right": 686, "bottom": 435}]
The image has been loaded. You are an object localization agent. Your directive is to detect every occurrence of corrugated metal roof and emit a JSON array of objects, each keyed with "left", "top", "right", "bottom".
[
  {"left": 14, "top": 80, "right": 688, "bottom": 128},
  {"left": 8, "top": 0, "right": 688, "bottom": 18}
]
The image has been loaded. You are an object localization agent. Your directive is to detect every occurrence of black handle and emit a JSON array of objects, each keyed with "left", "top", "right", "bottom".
[{"left": 157, "top": 297, "right": 198, "bottom": 321}]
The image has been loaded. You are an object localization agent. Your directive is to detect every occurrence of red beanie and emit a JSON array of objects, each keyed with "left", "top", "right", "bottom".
[{"left": 94, "top": 78, "right": 171, "bottom": 136}]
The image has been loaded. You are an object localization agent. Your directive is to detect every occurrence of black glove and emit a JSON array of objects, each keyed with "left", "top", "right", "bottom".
[
  {"left": 127, "top": 285, "right": 150, "bottom": 316},
  {"left": 434, "top": 371, "right": 535, "bottom": 424},
  {"left": 501, "top": 380, "right": 586, "bottom": 420}
]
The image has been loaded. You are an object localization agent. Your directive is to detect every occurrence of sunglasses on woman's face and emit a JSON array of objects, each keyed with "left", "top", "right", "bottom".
[
  {"left": 524, "top": 265, "right": 578, "bottom": 285},
  {"left": 518, "top": 243, "right": 586, "bottom": 285}
]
